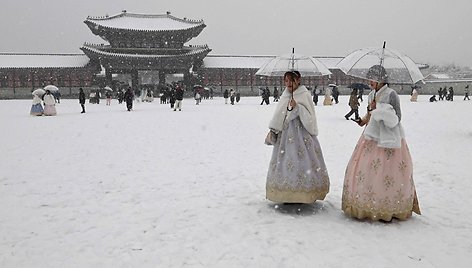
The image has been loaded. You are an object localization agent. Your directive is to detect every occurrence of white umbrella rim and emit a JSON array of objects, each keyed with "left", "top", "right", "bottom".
[
  {"left": 43, "top": 85, "right": 59, "bottom": 92},
  {"left": 32, "top": 88, "right": 46, "bottom": 96},
  {"left": 256, "top": 54, "right": 332, "bottom": 77},
  {"left": 336, "top": 47, "right": 424, "bottom": 84}
]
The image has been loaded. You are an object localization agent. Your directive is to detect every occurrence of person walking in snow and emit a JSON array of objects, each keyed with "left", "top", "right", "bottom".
[
  {"left": 260, "top": 87, "right": 270, "bottom": 105},
  {"left": 223, "top": 89, "right": 229, "bottom": 104},
  {"left": 323, "top": 87, "right": 333, "bottom": 106},
  {"left": 342, "top": 65, "right": 421, "bottom": 221},
  {"left": 447, "top": 87, "right": 454, "bottom": 101},
  {"left": 42, "top": 90, "right": 57, "bottom": 116},
  {"left": 229, "top": 88, "right": 235, "bottom": 105},
  {"left": 410, "top": 87, "right": 419, "bottom": 102},
  {"left": 79, "top": 88, "right": 86, "bottom": 113},
  {"left": 235, "top": 88, "right": 241, "bottom": 103},
  {"left": 464, "top": 85, "right": 470, "bottom": 100},
  {"left": 273, "top": 86, "right": 279, "bottom": 102},
  {"left": 265, "top": 71, "right": 330, "bottom": 204},
  {"left": 105, "top": 90, "right": 112, "bottom": 105},
  {"left": 344, "top": 89, "right": 360, "bottom": 120},
  {"left": 332, "top": 86, "right": 339, "bottom": 104},
  {"left": 124, "top": 87, "right": 134, "bottom": 111},
  {"left": 174, "top": 85, "right": 184, "bottom": 111},
  {"left": 30, "top": 92, "right": 44, "bottom": 116},
  {"left": 312, "top": 86, "right": 319, "bottom": 105}
]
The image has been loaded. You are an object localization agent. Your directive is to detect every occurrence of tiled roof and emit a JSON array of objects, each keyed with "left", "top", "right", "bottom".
[
  {"left": 203, "top": 55, "right": 344, "bottom": 69},
  {"left": 0, "top": 53, "right": 91, "bottom": 69},
  {"left": 80, "top": 44, "right": 211, "bottom": 59},
  {"left": 85, "top": 11, "right": 204, "bottom": 32}
]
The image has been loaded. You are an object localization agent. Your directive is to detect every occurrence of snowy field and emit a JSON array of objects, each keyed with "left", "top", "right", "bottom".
[{"left": 1, "top": 94, "right": 471, "bottom": 268}]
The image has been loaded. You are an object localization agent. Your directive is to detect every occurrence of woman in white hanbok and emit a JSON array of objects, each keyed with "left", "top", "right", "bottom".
[{"left": 266, "top": 71, "right": 330, "bottom": 203}]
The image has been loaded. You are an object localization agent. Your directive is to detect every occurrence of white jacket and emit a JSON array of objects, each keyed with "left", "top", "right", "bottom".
[
  {"left": 269, "top": 85, "right": 318, "bottom": 136},
  {"left": 43, "top": 94, "right": 56, "bottom": 106},
  {"left": 364, "top": 85, "right": 405, "bottom": 148}
]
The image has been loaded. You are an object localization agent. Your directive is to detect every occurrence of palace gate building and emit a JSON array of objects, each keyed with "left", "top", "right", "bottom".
[{"left": 80, "top": 11, "right": 212, "bottom": 91}]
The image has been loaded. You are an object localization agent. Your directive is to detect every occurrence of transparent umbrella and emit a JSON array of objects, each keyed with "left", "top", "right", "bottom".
[
  {"left": 32, "top": 88, "right": 46, "bottom": 96},
  {"left": 256, "top": 48, "right": 331, "bottom": 77},
  {"left": 256, "top": 48, "right": 331, "bottom": 111},
  {"left": 44, "top": 85, "right": 59, "bottom": 92},
  {"left": 336, "top": 42, "right": 424, "bottom": 84}
]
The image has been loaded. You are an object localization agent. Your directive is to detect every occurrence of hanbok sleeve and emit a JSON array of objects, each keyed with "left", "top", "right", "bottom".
[{"left": 389, "top": 91, "right": 402, "bottom": 122}]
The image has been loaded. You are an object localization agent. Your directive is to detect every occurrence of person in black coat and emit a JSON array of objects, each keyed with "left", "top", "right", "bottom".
[
  {"left": 332, "top": 86, "right": 340, "bottom": 104},
  {"left": 124, "top": 87, "right": 134, "bottom": 111},
  {"left": 429, "top": 95, "right": 438, "bottom": 102},
  {"left": 448, "top": 87, "right": 454, "bottom": 101},
  {"left": 312, "top": 86, "right": 319, "bottom": 105},
  {"left": 169, "top": 89, "right": 176, "bottom": 108},
  {"left": 260, "top": 87, "right": 270, "bottom": 105},
  {"left": 174, "top": 85, "right": 184, "bottom": 111},
  {"left": 223, "top": 89, "right": 229, "bottom": 104},
  {"left": 79, "top": 88, "right": 86, "bottom": 113},
  {"left": 273, "top": 86, "right": 279, "bottom": 102}
]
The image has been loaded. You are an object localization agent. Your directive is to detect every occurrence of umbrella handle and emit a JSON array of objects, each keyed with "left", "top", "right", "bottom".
[{"left": 286, "top": 95, "right": 294, "bottom": 111}]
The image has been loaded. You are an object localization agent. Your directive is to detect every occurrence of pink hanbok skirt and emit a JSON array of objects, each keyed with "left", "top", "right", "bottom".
[
  {"left": 342, "top": 135, "right": 421, "bottom": 221},
  {"left": 43, "top": 105, "right": 57, "bottom": 116}
]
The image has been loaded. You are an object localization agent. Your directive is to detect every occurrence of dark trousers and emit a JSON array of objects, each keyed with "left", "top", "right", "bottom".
[
  {"left": 345, "top": 108, "right": 359, "bottom": 119},
  {"left": 80, "top": 104, "right": 85, "bottom": 113}
]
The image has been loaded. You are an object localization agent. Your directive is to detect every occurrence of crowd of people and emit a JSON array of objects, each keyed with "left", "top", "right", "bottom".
[{"left": 31, "top": 68, "right": 472, "bottom": 223}]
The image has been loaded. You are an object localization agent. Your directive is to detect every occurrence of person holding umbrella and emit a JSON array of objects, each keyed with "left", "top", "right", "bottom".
[
  {"left": 341, "top": 65, "right": 421, "bottom": 221},
  {"left": 30, "top": 89, "right": 44, "bottom": 116},
  {"left": 42, "top": 90, "right": 57, "bottom": 116},
  {"left": 265, "top": 70, "right": 330, "bottom": 204}
]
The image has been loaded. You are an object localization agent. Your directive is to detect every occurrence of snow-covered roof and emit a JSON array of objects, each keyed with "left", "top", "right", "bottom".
[
  {"left": 85, "top": 11, "right": 204, "bottom": 32},
  {"left": 203, "top": 55, "right": 274, "bottom": 69},
  {"left": 425, "top": 73, "right": 451, "bottom": 80},
  {"left": 203, "top": 55, "right": 344, "bottom": 69},
  {"left": 80, "top": 44, "right": 211, "bottom": 59},
  {"left": 0, "top": 53, "right": 91, "bottom": 69}
]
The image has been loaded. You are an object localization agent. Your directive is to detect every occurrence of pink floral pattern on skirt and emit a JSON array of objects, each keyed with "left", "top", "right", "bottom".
[{"left": 342, "top": 135, "right": 420, "bottom": 221}]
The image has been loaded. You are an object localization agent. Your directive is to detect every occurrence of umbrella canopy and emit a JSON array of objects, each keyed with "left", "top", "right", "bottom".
[
  {"left": 44, "top": 85, "right": 59, "bottom": 92},
  {"left": 328, "top": 83, "right": 338, "bottom": 87},
  {"left": 32, "top": 88, "right": 46, "bottom": 96},
  {"left": 336, "top": 42, "right": 424, "bottom": 84},
  {"left": 256, "top": 49, "right": 331, "bottom": 77},
  {"left": 104, "top": 86, "right": 113, "bottom": 91}
]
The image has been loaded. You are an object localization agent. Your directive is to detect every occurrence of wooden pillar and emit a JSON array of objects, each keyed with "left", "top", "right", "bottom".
[
  {"left": 219, "top": 69, "right": 223, "bottom": 91},
  {"left": 159, "top": 71, "right": 166, "bottom": 86},
  {"left": 250, "top": 72, "right": 253, "bottom": 92},
  {"left": 235, "top": 70, "right": 238, "bottom": 89},
  {"left": 106, "top": 69, "right": 113, "bottom": 87},
  {"left": 131, "top": 70, "right": 139, "bottom": 91}
]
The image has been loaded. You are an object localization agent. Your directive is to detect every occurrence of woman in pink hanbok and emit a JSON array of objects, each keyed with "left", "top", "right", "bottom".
[
  {"left": 42, "top": 90, "right": 57, "bottom": 116},
  {"left": 342, "top": 65, "right": 421, "bottom": 221}
]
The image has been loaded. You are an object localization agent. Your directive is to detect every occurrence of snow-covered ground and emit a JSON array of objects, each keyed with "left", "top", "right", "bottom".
[{"left": 1, "top": 95, "right": 471, "bottom": 268}]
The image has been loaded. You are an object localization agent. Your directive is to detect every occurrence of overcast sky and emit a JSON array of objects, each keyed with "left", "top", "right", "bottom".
[{"left": 1, "top": 0, "right": 470, "bottom": 67}]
